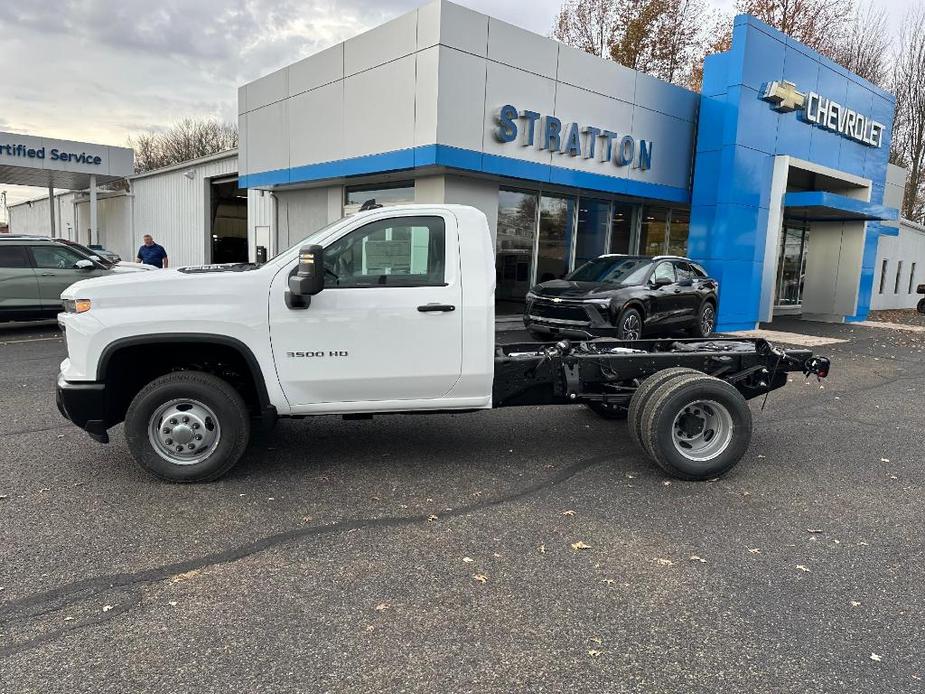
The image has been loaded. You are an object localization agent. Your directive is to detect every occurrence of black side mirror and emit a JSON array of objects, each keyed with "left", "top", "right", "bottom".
[
  {"left": 286, "top": 244, "right": 325, "bottom": 310},
  {"left": 651, "top": 276, "right": 673, "bottom": 288}
]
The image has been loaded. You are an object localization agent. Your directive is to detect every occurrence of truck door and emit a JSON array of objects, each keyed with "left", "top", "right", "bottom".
[
  {"left": 27, "top": 244, "right": 108, "bottom": 311},
  {"left": 269, "top": 212, "right": 463, "bottom": 408}
]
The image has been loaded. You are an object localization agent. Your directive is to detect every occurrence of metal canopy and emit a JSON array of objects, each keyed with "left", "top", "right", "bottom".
[
  {"left": 0, "top": 163, "right": 125, "bottom": 189},
  {"left": 783, "top": 191, "right": 899, "bottom": 222}
]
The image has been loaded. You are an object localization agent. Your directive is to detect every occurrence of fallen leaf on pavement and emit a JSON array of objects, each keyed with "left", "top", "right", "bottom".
[
  {"left": 870, "top": 653, "right": 882, "bottom": 662},
  {"left": 654, "top": 558, "right": 675, "bottom": 567},
  {"left": 850, "top": 601, "right": 861, "bottom": 607},
  {"left": 462, "top": 557, "right": 474, "bottom": 563},
  {"left": 747, "top": 548, "right": 761, "bottom": 554},
  {"left": 538, "top": 544, "right": 546, "bottom": 554},
  {"left": 562, "top": 510, "right": 576, "bottom": 516},
  {"left": 170, "top": 569, "right": 200, "bottom": 583},
  {"left": 102, "top": 605, "right": 113, "bottom": 613},
  {"left": 571, "top": 541, "right": 592, "bottom": 551},
  {"left": 796, "top": 565, "right": 811, "bottom": 572},
  {"left": 807, "top": 529, "right": 823, "bottom": 533},
  {"left": 427, "top": 514, "right": 438, "bottom": 522},
  {"left": 374, "top": 603, "right": 390, "bottom": 611},
  {"left": 689, "top": 555, "right": 706, "bottom": 563},
  {"left": 472, "top": 574, "right": 488, "bottom": 583},
  {"left": 588, "top": 649, "right": 603, "bottom": 658}
]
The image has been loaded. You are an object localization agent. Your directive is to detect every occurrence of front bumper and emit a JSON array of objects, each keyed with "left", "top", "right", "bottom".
[
  {"left": 523, "top": 298, "right": 618, "bottom": 337},
  {"left": 56, "top": 372, "right": 109, "bottom": 443}
]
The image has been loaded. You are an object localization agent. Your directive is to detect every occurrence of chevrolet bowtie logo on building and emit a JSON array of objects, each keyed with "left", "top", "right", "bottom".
[
  {"left": 762, "top": 81, "right": 805, "bottom": 112},
  {"left": 760, "top": 80, "right": 885, "bottom": 148}
]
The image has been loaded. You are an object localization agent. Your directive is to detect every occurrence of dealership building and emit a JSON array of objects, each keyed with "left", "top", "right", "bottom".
[{"left": 8, "top": 0, "right": 922, "bottom": 328}]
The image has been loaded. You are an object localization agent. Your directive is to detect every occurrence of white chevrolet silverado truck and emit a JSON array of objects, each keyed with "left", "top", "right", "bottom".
[{"left": 56, "top": 204, "right": 829, "bottom": 483}]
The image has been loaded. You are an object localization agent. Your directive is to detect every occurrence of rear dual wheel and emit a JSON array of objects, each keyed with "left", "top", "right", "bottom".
[{"left": 628, "top": 370, "right": 752, "bottom": 480}]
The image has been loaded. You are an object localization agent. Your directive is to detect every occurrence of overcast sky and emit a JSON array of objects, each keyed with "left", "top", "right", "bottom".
[{"left": 0, "top": 0, "right": 918, "bottom": 212}]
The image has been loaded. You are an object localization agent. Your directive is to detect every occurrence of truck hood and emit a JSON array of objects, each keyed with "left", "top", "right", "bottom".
[{"left": 61, "top": 265, "right": 267, "bottom": 300}]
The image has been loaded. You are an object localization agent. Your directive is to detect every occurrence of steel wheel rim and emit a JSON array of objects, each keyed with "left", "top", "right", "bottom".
[
  {"left": 148, "top": 398, "right": 221, "bottom": 466},
  {"left": 622, "top": 313, "right": 641, "bottom": 340},
  {"left": 701, "top": 305, "right": 715, "bottom": 335},
  {"left": 671, "top": 399, "right": 733, "bottom": 462}
]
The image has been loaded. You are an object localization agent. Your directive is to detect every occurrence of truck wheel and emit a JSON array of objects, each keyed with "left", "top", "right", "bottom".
[
  {"left": 124, "top": 371, "right": 251, "bottom": 482},
  {"left": 627, "top": 367, "right": 701, "bottom": 451},
  {"left": 639, "top": 374, "right": 752, "bottom": 481},
  {"left": 586, "top": 401, "right": 628, "bottom": 419},
  {"left": 918, "top": 297, "right": 925, "bottom": 315}
]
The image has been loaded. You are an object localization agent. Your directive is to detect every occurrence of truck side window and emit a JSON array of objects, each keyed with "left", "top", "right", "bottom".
[{"left": 323, "top": 216, "right": 447, "bottom": 288}]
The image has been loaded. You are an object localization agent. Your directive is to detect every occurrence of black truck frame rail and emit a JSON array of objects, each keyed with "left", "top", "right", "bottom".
[{"left": 492, "top": 337, "right": 830, "bottom": 408}]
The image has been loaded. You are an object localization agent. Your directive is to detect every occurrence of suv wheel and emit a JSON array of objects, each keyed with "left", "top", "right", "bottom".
[
  {"left": 616, "top": 307, "right": 643, "bottom": 340},
  {"left": 693, "top": 302, "right": 716, "bottom": 338}
]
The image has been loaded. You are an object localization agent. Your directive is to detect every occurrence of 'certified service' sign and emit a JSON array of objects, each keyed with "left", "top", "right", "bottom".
[{"left": 761, "top": 80, "right": 885, "bottom": 148}]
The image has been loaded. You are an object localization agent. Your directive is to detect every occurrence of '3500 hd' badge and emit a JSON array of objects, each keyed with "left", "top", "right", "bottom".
[{"left": 287, "top": 350, "right": 349, "bottom": 358}]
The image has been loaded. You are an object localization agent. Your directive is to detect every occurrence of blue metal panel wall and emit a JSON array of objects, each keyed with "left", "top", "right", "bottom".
[{"left": 691, "top": 15, "right": 896, "bottom": 330}]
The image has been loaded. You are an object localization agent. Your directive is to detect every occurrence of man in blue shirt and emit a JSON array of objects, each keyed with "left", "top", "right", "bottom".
[{"left": 136, "top": 234, "right": 168, "bottom": 268}]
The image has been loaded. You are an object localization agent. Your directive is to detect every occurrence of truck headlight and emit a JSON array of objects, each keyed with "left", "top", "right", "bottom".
[{"left": 64, "top": 299, "right": 92, "bottom": 314}]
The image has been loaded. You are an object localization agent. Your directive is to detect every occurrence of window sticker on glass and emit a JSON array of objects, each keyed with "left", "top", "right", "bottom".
[{"left": 364, "top": 239, "right": 413, "bottom": 275}]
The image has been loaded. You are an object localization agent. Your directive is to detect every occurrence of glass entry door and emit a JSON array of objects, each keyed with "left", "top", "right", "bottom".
[{"left": 775, "top": 224, "right": 809, "bottom": 308}]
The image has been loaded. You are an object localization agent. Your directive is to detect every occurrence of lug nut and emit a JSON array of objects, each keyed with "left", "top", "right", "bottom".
[
  {"left": 165, "top": 438, "right": 173, "bottom": 445},
  {"left": 163, "top": 427, "right": 171, "bottom": 434},
  {"left": 192, "top": 423, "right": 200, "bottom": 430},
  {"left": 195, "top": 434, "right": 203, "bottom": 441},
  {"left": 188, "top": 444, "right": 195, "bottom": 450},
  {"left": 182, "top": 416, "right": 189, "bottom": 423},
  {"left": 176, "top": 445, "right": 183, "bottom": 452},
  {"left": 169, "top": 418, "right": 178, "bottom": 425}
]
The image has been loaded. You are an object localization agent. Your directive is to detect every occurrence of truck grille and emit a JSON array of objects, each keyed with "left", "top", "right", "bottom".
[{"left": 530, "top": 301, "right": 590, "bottom": 323}]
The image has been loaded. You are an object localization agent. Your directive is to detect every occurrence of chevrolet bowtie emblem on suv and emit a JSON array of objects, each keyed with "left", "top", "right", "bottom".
[
  {"left": 761, "top": 80, "right": 805, "bottom": 112},
  {"left": 551, "top": 297, "right": 563, "bottom": 303}
]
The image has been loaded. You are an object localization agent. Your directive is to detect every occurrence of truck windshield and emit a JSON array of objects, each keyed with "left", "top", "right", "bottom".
[
  {"left": 268, "top": 217, "right": 348, "bottom": 262},
  {"left": 567, "top": 257, "right": 651, "bottom": 284}
]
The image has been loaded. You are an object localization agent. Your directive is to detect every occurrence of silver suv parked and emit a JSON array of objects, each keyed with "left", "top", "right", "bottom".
[{"left": 0, "top": 236, "right": 144, "bottom": 322}]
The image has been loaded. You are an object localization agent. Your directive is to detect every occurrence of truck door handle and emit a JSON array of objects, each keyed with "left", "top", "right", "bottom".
[
  {"left": 417, "top": 304, "right": 455, "bottom": 312},
  {"left": 40, "top": 272, "right": 56, "bottom": 277}
]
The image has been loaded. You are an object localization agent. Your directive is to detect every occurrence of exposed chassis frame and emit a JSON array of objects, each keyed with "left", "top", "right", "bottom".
[{"left": 492, "top": 337, "right": 830, "bottom": 408}]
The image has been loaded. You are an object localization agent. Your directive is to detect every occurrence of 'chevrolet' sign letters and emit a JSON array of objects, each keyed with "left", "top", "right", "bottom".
[{"left": 761, "top": 80, "right": 885, "bottom": 148}]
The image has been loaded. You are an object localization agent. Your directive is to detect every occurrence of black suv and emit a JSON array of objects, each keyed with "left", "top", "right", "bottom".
[{"left": 524, "top": 255, "right": 719, "bottom": 340}]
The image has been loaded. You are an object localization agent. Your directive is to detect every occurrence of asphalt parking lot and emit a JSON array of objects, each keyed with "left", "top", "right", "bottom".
[{"left": 1, "top": 319, "right": 923, "bottom": 693}]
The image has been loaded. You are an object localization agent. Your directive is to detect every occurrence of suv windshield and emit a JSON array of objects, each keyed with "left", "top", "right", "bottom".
[{"left": 567, "top": 257, "right": 652, "bottom": 284}]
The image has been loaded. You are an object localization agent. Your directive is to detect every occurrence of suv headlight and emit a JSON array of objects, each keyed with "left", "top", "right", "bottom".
[
  {"left": 583, "top": 298, "right": 612, "bottom": 305},
  {"left": 63, "top": 298, "right": 92, "bottom": 314}
]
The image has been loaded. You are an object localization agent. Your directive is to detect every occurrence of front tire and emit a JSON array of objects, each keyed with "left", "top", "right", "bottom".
[
  {"left": 918, "top": 297, "right": 925, "bottom": 316},
  {"left": 616, "top": 307, "right": 643, "bottom": 340},
  {"left": 692, "top": 301, "right": 716, "bottom": 338},
  {"left": 639, "top": 374, "right": 752, "bottom": 481},
  {"left": 124, "top": 370, "right": 251, "bottom": 482}
]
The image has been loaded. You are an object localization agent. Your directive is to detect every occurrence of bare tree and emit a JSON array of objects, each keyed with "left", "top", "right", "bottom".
[
  {"left": 128, "top": 118, "right": 238, "bottom": 174},
  {"left": 735, "top": 0, "right": 854, "bottom": 56},
  {"left": 553, "top": 0, "right": 620, "bottom": 58},
  {"left": 891, "top": 6, "right": 925, "bottom": 222},
  {"left": 553, "top": 0, "right": 707, "bottom": 88},
  {"left": 829, "top": 1, "right": 889, "bottom": 87}
]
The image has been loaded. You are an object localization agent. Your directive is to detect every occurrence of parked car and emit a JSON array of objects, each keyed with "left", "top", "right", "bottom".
[
  {"left": 917, "top": 283, "right": 925, "bottom": 315},
  {"left": 57, "top": 239, "right": 121, "bottom": 265},
  {"left": 524, "top": 254, "right": 719, "bottom": 340},
  {"left": 0, "top": 237, "right": 149, "bottom": 322}
]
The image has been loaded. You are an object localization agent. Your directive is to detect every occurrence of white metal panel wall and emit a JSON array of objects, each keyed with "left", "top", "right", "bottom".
[
  {"left": 74, "top": 196, "right": 131, "bottom": 260},
  {"left": 130, "top": 154, "right": 238, "bottom": 267},
  {"left": 872, "top": 220, "right": 925, "bottom": 310},
  {"left": 8, "top": 192, "right": 78, "bottom": 238}
]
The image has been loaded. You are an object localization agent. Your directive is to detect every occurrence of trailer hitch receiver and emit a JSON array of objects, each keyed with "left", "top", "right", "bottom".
[{"left": 804, "top": 356, "right": 830, "bottom": 379}]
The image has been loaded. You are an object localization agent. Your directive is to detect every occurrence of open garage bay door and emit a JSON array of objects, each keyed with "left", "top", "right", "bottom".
[{"left": 210, "top": 177, "right": 248, "bottom": 264}]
